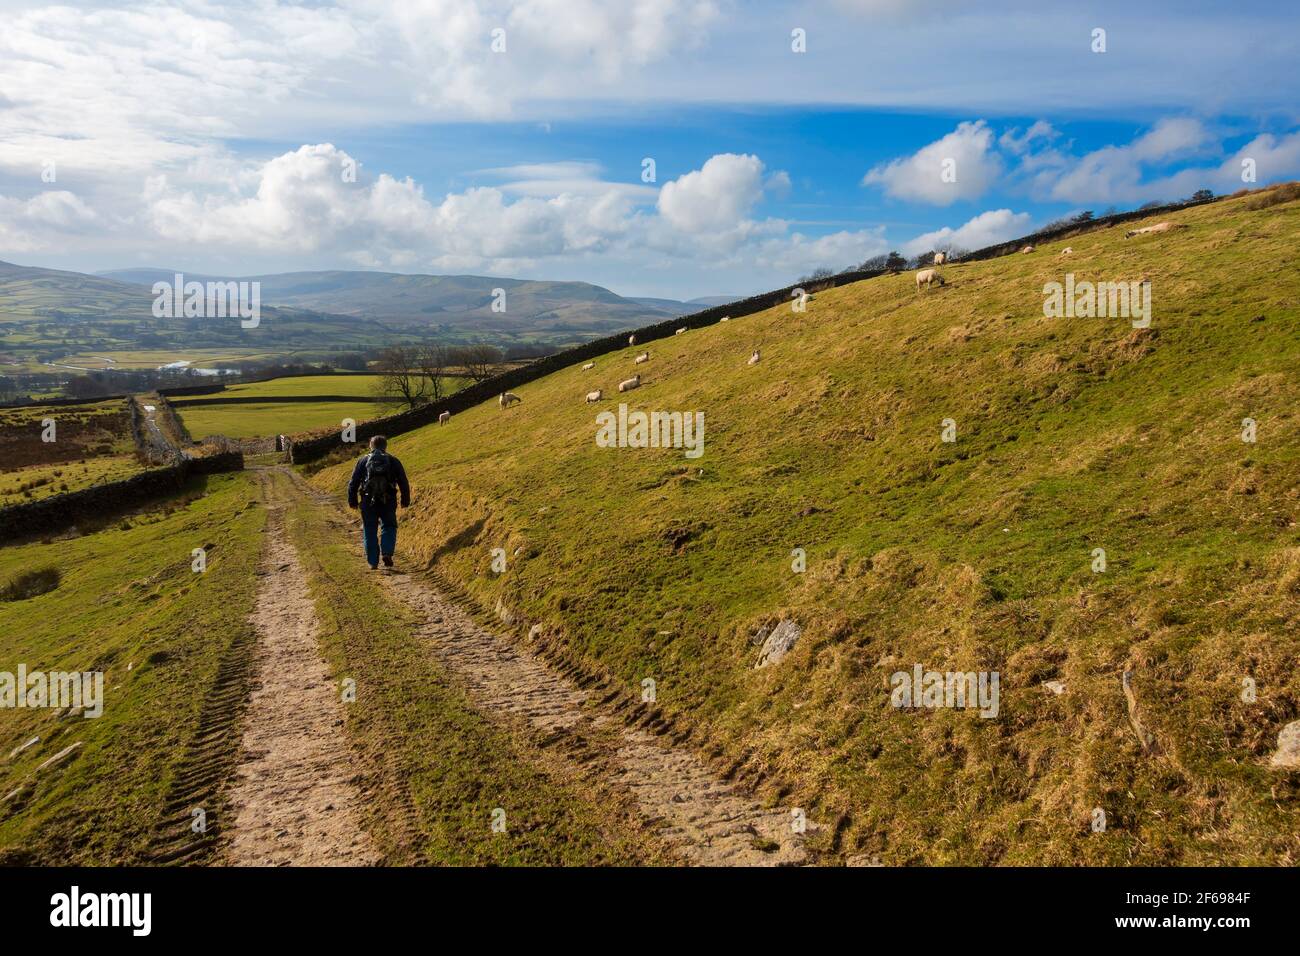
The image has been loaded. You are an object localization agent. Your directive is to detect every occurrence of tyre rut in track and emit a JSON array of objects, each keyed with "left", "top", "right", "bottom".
[
  {"left": 287, "top": 468, "right": 810, "bottom": 866},
  {"left": 219, "top": 471, "right": 379, "bottom": 866}
]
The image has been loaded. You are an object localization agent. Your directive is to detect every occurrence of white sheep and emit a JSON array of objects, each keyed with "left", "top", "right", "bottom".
[
  {"left": 748, "top": 349, "right": 761, "bottom": 365},
  {"left": 618, "top": 374, "right": 641, "bottom": 393},
  {"left": 582, "top": 362, "right": 595, "bottom": 370},
  {"left": 675, "top": 327, "right": 687, "bottom": 335},
  {"left": 915, "top": 268, "right": 945, "bottom": 290},
  {"left": 720, "top": 316, "right": 730, "bottom": 322},
  {"left": 933, "top": 251, "right": 946, "bottom": 265},
  {"left": 1125, "top": 221, "right": 1182, "bottom": 238},
  {"left": 1021, "top": 245, "right": 1035, "bottom": 254},
  {"left": 628, "top": 334, "right": 637, "bottom": 346},
  {"left": 1059, "top": 247, "right": 1073, "bottom": 257},
  {"left": 499, "top": 392, "right": 521, "bottom": 408},
  {"left": 438, "top": 410, "right": 451, "bottom": 425},
  {"left": 585, "top": 389, "right": 602, "bottom": 404},
  {"left": 634, "top": 351, "right": 650, "bottom": 365}
]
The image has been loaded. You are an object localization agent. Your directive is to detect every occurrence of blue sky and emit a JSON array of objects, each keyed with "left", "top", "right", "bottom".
[{"left": 2, "top": 1, "right": 1299, "bottom": 299}]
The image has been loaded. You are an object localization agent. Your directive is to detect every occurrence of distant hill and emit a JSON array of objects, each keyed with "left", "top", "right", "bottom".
[
  {"left": 0, "top": 261, "right": 735, "bottom": 371},
  {"left": 97, "top": 268, "right": 698, "bottom": 336}
]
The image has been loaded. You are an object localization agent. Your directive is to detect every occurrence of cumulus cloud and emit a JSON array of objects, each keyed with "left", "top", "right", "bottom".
[
  {"left": 0, "top": 191, "right": 98, "bottom": 252},
  {"left": 902, "top": 208, "right": 1032, "bottom": 256},
  {"left": 657, "top": 154, "right": 768, "bottom": 233},
  {"left": 862, "top": 120, "right": 1003, "bottom": 205}
]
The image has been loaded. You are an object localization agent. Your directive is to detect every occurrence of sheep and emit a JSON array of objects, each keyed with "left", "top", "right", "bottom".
[
  {"left": 499, "top": 392, "right": 521, "bottom": 408},
  {"left": 634, "top": 351, "right": 650, "bottom": 365},
  {"left": 675, "top": 327, "right": 687, "bottom": 335},
  {"left": 585, "top": 389, "right": 602, "bottom": 404},
  {"left": 1021, "top": 245, "right": 1035, "bottom": 254},
  {"left": 438, "top": 410, "right": 451, "bottom": 425},
  {"left": 582, "top": 362, "right": 595, "bottom": 370},
  {"left": 933, "top": 251, "right": 946, "bottom": 265},
  {"left": 618, "top": 374, "right": 641, "bottom": 393},
  {"left": 720, "top": 316, "right": 730, "bottom": 322},
  {"left": 1125, "top": 221, "right": 1182, "bottom": 239},
  {"left": 628, "top": 334, "right": 637, "bottom": 346},
  {"left": 1059, "top": 247, "right": 1073, "bottom": 257},
  {"left": 748, "top": 349, "right": 761, "bottom": 365},
  {"left": 915, "top": 268, "right": 945, "bottom": 290}
]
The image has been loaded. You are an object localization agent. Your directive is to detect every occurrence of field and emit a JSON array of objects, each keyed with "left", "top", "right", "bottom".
[
  {"left": 310, "top": 190, "right": 1300, "bottom": 864},
  {"left": 177, "top": 401, "right": 387, "bottom": 440},
  {"left": 0, "top": 399, "right": 143, "bottom": 505},
  {"left": 219, "top": 374, "right": 386, "bottom": 399},
  {"left": 174, "top": 375, "right": 466, "bottom": 439},
  {"left": 0, "top": 474, "right": 265, "bottom": 864}
]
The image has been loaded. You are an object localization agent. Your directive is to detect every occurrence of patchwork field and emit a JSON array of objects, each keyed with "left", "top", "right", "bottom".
[
  {"left": 310, "top": 189, "right": 1300, "bottom": 865},
  {"left": 0, "top": 399, "right": 143, "bottom": 506}
]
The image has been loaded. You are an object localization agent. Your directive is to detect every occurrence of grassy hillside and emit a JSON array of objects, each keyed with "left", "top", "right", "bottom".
[
  {"left": 310, "top": 189, "right": 1300, "bottom": 864},
  {"left": 0, "top": 474, "right": 264, "bottom": 864}
]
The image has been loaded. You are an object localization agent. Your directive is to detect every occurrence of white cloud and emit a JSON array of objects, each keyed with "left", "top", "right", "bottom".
[
  {"left": 902, "top": 208, "right": 1032, "bottom": 256},
  {"left": 999, "top": 120, "right": 1057, "bottom": 156},
  {"left": 657, "top": 153, "right": 767, "bottom": 233},
  {"left": 0, "top": 191, "right": 97, "bottom": 251},
  {"left": 862, "top": 120, "right": 1003, "bottom": 205},
  {"left": 1035, "top": 118, "right": 1221, "bottom": 204}
]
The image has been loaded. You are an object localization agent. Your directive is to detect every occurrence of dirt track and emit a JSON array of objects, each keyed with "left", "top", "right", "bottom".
[
  {"left": 283, "top": 467, "right": 811, "bottom": 866},
  {"left": 221, "top": 474, "right": 378, "bottom": 866}
]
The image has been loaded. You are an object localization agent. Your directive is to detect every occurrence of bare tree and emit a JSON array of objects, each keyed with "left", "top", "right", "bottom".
[
  {"left": 416, "top": 343, "right": 452, "bottom": 402},
  {"left": 374, "top": 346, "right": 430, "bottom": 410},
  {"left": 454, "top": 343, "right": 504, "bottom": 384}
]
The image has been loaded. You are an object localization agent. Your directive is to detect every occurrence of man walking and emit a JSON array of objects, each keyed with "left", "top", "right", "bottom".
[{"left": 347, "top": 435, "right": 411, "bottom": 570}]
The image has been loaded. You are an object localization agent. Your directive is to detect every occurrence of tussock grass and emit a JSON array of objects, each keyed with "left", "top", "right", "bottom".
[
  {"left": 0, "top": 567, "right": 60, "bottom": 602},
  {"left": 311, "top": 191, "right": 1300, "bottom": 864}
]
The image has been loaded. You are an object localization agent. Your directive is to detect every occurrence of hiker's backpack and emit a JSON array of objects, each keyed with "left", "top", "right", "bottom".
[{"left": 361, "top": 450, "right": 395, "bottom": 506}]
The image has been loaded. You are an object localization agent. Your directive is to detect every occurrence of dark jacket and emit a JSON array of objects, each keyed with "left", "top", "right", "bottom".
[{"left": 347, "top": 451, "right": 411, "bottom": 509}]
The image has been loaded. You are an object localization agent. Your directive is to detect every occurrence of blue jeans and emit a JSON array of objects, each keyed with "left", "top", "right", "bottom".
[{"left": 359, "top": 500, "right": 398, "bottom": 567}]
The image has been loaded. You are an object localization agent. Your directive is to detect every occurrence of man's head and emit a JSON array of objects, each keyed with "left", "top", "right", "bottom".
[{"left": 369, "top": 435, "right": 388, "bottom": 451}]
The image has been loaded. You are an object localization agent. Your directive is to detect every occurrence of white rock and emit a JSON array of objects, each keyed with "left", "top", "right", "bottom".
[
  {"left": 1270, "top": 720, "right": 1300, "bottom": 769},
  {"left": 36, "top": 741, "right": 82, "bottom": 774},
  {"left": 7, "top": 736, "right": 39, "bottom": 761},
  {"left": 1043, "top": 680, "right": 1066, "bottom": 695},
  {"left": 755, "top": 619, "right": 803, "bottom": 668}
]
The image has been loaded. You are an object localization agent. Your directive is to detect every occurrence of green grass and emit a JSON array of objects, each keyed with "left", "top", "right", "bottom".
[
  {"left": 0, "top": 455, "right": 145, "bottom": 507},
  {"left": 310, "top": 189, "right": 1300, "bottom": 865},
  {"left": 178, "top": 400, "right": 383, "bottom": 439},
  {"left": 280, "top": 469, "right": 668, "bottom": 864},
  {"left": 0, "top": 399, "right": 141, "bottom": 487},
  {"left": 220, "top": 373, "right": 464, "bottom": 401},
  {"left": 0, "top": 474, "right": 265, "bottom": 864},
  {"left": 221, "top": 374, "right": 386, "bottom": 399}
]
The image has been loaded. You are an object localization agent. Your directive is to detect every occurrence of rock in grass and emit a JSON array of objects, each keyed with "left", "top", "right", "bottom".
[
  {"left": 1269, "top": 721, "right": 1300, "bottom": 769},
  {"left": 755, "top": 619, "right": 802, "bottom": 668},
  {"left": 1042, "top": 680, "right": 1066, "bottom": 695},
  {"left": 35, "top": 741, "right": 82, "bottom": 774},
  {"left": 6, "top": 736, "right": 39, "bottom": 761}
]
